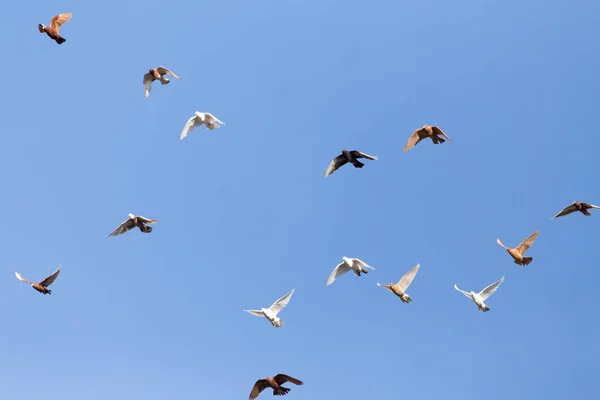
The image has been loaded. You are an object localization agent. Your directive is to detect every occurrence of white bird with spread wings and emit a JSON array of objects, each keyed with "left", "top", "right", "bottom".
[
  {"left": 326, "top": 257, "right": 374, "bottom": 286},
  {"left": 244, "top": 288, "right": 295, "bottom": 328},
  {"left": 454, "top": 277, "right": 505, "bottom": 312},
  {"left": 179, "top": 112, "right": 226, "bottom": 140}
]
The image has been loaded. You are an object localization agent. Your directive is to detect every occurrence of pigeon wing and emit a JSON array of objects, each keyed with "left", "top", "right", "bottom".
[
  {"left": 516, "top": 230, "right": 539, "bottom": 254},
  {"left": 326, "top": 262, "right": 351, "bottom": 286},
  {"left": 50, "top": 13, "right": 72, "bottom": 33},
  {"left": 432, "top": 126, "right": 452, "bottom": 142},
  {"left": 350, "top": 151, "right": 378, "bottom": 160},
  {"left": 396, "top": 263, "right": 420, "bottom": 291},
  {"left": 243, "top": 309, "right": 264, "bottom": 318},
  {"left": 15, "top": 272, "right": 33, "bottom": 285},
  {"left": 136, "top": 216, "right": 157, "bottom": 224},
  {"left": 249, "top": 379, "right": 270, "bottom": 400},
  {"left": 552, "top": 204, "right": 578, "bottom": 219},
  {"left": 403, "top": 128, "right": 427, "bottom": 152},
  {"left": 478, "top": 276, "right": 504, "bottom": 301},
  {"left": 268, "top": 288, "right": 295, "bottom": 315},
  {"left": 581, "top": 202, "right": 600, "bottom": 210},
  {"left": 107, "top": 218, "right": 136, "bottom": 238},
  {"left": 454, "top": 284, "right": 472, "bottom": 299},
  {"left": 322, "top": 154, "right": 348, "bottom": 177},
  {"left": 205, "top": 113, "right": 226, "bottom": 125},
  {"left": 39, "top": 266, "right": 61, "bottom": 287},
  {"left": 351, "top": 258, "right": 375, "bottom": 270},
  {"left": 274, "top": 374, "right": 303, "bottom": 386},
  {"left": 143, "top": 73, "right": 155, "bottom": 98},
  {"left": 179, "top": 115, "right": 202, "bottom": 140},
  {"left": 156, "top": 66, "right": 181, "bottom": 80}
]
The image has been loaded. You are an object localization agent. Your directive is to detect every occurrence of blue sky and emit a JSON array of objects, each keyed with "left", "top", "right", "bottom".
[{"left": 1, "top": 0, "right": 599, "bottom": 399}]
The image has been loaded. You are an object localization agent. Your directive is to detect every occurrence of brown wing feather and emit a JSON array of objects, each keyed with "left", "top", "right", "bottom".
[
  {"left": 273, "top": 374, "right": 303, "bottom": 386},
  {"left": 156, "top": 66, "right": 181, "bottom": 80},
  {"left": 249, "top": 379, "right": 269, "bottom": 400},
  {"left": 432, "top": 126, "right": 452, "bottom": 142},
  {"left": 403, "top": 128, "right": 427, "bottom": 152},
  {"left": 50, "top": 13, "right": 72, "bottom": 33},
  {"left": 516, "top": 230, "right": 539, "bottom": 254},
  {"left": 552, "top": 204, "right": 577, "bottom": 219},
  {"left": 39, "top": 266, "right": 61, "bottom": 287}
]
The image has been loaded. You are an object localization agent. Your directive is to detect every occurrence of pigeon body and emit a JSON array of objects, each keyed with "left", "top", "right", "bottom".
[
  {"left": 107, "top": 213, "right": 158, "bottom": 238},
  {"left": 244, "top": 289, "right": 295, "bottom": 327},
  {"left": 496, "top": 230, "right": 539, "bottom": 266},
  {"left": 552, "top": 201, "right": 600, "bottom": 219},
  {"left": 249, "top": 374, "right": 303, "bottom": 400},
  {"left": 403, "top": 125, "right": 452, "bottom": 152},
  {"left": 15, "top": 266, "right": 61, "bottom": 295},
  {"left": 454, "top": 277, "right": 504, "bottom": 312},
  {"left": 143, "top": 66, "right": 181, "bottom": 98},
  {"left": 322, "top": 149, "right": 378, "bottom": 177},
  {"left": 38, "top": 13, "right": 72, "bottom": 45},
  {"left": 179, "top": 112, "right": 226, "bottom": 140},
  {"left": 377, "top": 263, "right": 420, "bottom": 303},
  {"left": 326, "top": 256, "right": 374, "bottom": 286}
]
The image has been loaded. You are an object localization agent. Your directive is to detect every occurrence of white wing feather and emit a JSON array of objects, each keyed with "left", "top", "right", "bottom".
[
  {"left": 478, "top": 277, "right": 505, "bottom": 301},
  {"left": 454, "top": 284, "right": 472, "bottom": 299},
  {"left": 180, "top": 115, "right": 202, "bottom": 140},
  {"left": 326, "top": 262, "right": 351, "bottom": 286},
  {"left": 351, "top": 258, "right": 375, "bottom": 270},
  {"left": 268, "top": 288, "right": 295, "bottom": 315},
  {"left": 396, "top": 263, "right": 420, "bottom": 291},
  {"left": 243, "top": 309, "right": 264, "bottom": 318}
]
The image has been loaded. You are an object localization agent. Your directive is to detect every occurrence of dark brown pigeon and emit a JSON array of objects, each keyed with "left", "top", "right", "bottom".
[
  {"left": 38, "top": 13, "right": 72, "bottom": 45},
  {"left": 15, "top": 266, "right": 61, "bottom": 295},
  {"left": 249, "top": 374, "right": 303, "bottom": 400}
]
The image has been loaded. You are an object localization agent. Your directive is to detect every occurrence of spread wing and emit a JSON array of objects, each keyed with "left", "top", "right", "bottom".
[
  {"left": 179, "top": 115, "right": 202, "bottom": 140},
  {"left": 15, "top": 272, "right": 33, "bottom": 285},
  {"left": 249, "top": 379, "right": 270, "bottom": 400},
  {"left": 580, "top": 202, "right": 600, "bottom": 210},
  {"left": 376, "top": 282, "right": 394, "bottom": 293},
  {"left": 516, "top": 230, "right": 539, "bottom": 254},
  {"left": 107, "top": 218, "right": 136, "bottom": 238},
  {"left": 143, "top": 73, "right": 155, "bottom": 98},
  {"left": 268, "top": 288, "right": 295, "bottom": 315},
  {"left": 137, "top": 216, "right": 157, "bottom": 224},
  {"left": 39, "top": 266, "right": 61, "bottom": 287},
  {"left": 454, "top": 284, "right": 472, "bottom": 299},
  {"left": 351, "top": 258, "right": 375, "bottom": 270},
  {"left": 156, "top": 66, "right": 181, "bottom": 80},
  {"left": 243, "top": 309, "right": 264, "bottom": 318},
  {"left": 322, "top": 154, "right": 348, "bottom": 177},
  {"left": 403, "top": 127, "right": 428, "bottom": 152},
  {"left": 478, "top": 276, "right": 504, "bottom": 301},
  {"left": 552, "top": 204, "right": 578, "bottom": 219},
  {"left": 273, "top": 374, "right": 303, "bottom": 386},
  {"left": 326, "top": 261, "right": 351, "bottom": 286},
  {"left": 204, "top": 113, "right": 225, "bottom": 125},
  {"left": 396, "top": 263, "right": 420, "bottom": 291},
  {"left": 432, "top": 126, "right": 452, "bottom": 142},
  {"left": 50, "top": 13, "right": 72, "bottom": 33},
  {"left": 350, "top": 150, "right": 378, "bottom": 160}
]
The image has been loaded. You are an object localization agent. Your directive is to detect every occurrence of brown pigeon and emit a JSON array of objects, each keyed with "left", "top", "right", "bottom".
[
  {"left": 322, "top": 149, "right": 378, "bottom": 177},
  {"left": 552, "top": 201, "right": 600, "bottom": 219},
  {"left": 15, "top": 266, "right": 61, "bottom": 295},
  {"left": 38, "top": 13, "right": 72, "bottom": 45},
  {"left": 377, "top": 263, "right": 421, "bottom": 303},
  {"left": 143, "top": 66, "right": 181, "bottom": 98},
  {"left": 107, "top": 213, "right": 158, "bottom": 238},
  {"left": 404, "top": 125, "right": 452, "bottom": 152},
  {"left": 249, "top": 374, "right": 303, "bottom": 400},
  {"left": 496, "top": 230, "right": 539, "bottom": 266}
]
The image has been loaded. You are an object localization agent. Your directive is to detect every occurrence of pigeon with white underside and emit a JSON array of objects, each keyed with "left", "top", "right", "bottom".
[
  {"left": 326, "top": 257, "right": 374, "bottom": 286},
  {"left": 179, "top": 112, "right": 225, "bottom": 140},
  {"left": 244, "top": 288, "right": 295, "bottom": 328},
  {"left": 454, "top": 277, "right": 504, "bottom": 312}
]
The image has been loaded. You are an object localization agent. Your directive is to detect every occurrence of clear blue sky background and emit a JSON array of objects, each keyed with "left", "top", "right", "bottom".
[{"left": 1, "top": 1, "right": 599, "bottom": 399}]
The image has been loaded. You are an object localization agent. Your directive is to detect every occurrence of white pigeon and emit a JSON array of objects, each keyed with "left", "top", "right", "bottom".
[
  {"left": 454, "top": 277, "right": 505, "bottom": 312},
  {"left": 326, "top": 256, "right": 374, "bottom": 286},
  {"left": 179, "top": 112, "right": 226, "bottom": 140},
  {"left": 243, "top": 288, "right": 295, "bottom": 328},
  {"left": 377, "top": 263, "right": 420, "bottom": 303}
]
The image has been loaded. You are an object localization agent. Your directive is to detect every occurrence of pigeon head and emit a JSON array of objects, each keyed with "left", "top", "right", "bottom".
[{"left": 38, "top": 24, "right": 46, "bottom": 33}]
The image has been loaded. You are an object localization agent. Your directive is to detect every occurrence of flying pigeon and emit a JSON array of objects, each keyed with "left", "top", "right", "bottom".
[
  {"left": 403, "top": 125, "right": 452, "bottom": 152},
  {"left": 322, "top": 149, "right": 378, "bottom": 177},
  {"left": 38, "top": 13, "right": 72, "bottom": 45},
  {"left": 377, "top": 263, "right": 420, "bottom": 303},
  {"left": 249, "top": 374, "right": 303, "bottom": 400},
  {"left": 15, "top": 266, "right": 61, "bottom": 295},
  {"left": 244, "top": 288, "right": 294, "bottom": 328},
  {"left": 107, "top": 213, "right": 158, "bottom": 238},
  {"left": 326, "top": 256, "right": 374, "bottom": 286},
  {"left": 496, "top": 230, "right": 539, "bottom": 266},
  {"left": 552, "top": 201, "right": 600, "bottom": 219},
  {"left": 454, "top": 277, "right": 504, "bottom": 312},
  {"left": 179, "top": 112, "right": 226, "bottom": 140},
  {"left": 143, "top": 66, "right": 181, "bottom": 98}
]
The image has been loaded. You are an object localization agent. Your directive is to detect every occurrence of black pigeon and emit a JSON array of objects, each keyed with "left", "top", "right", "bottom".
[{"left": 322, "top": 149, "right": 378, "bottom": 177}]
